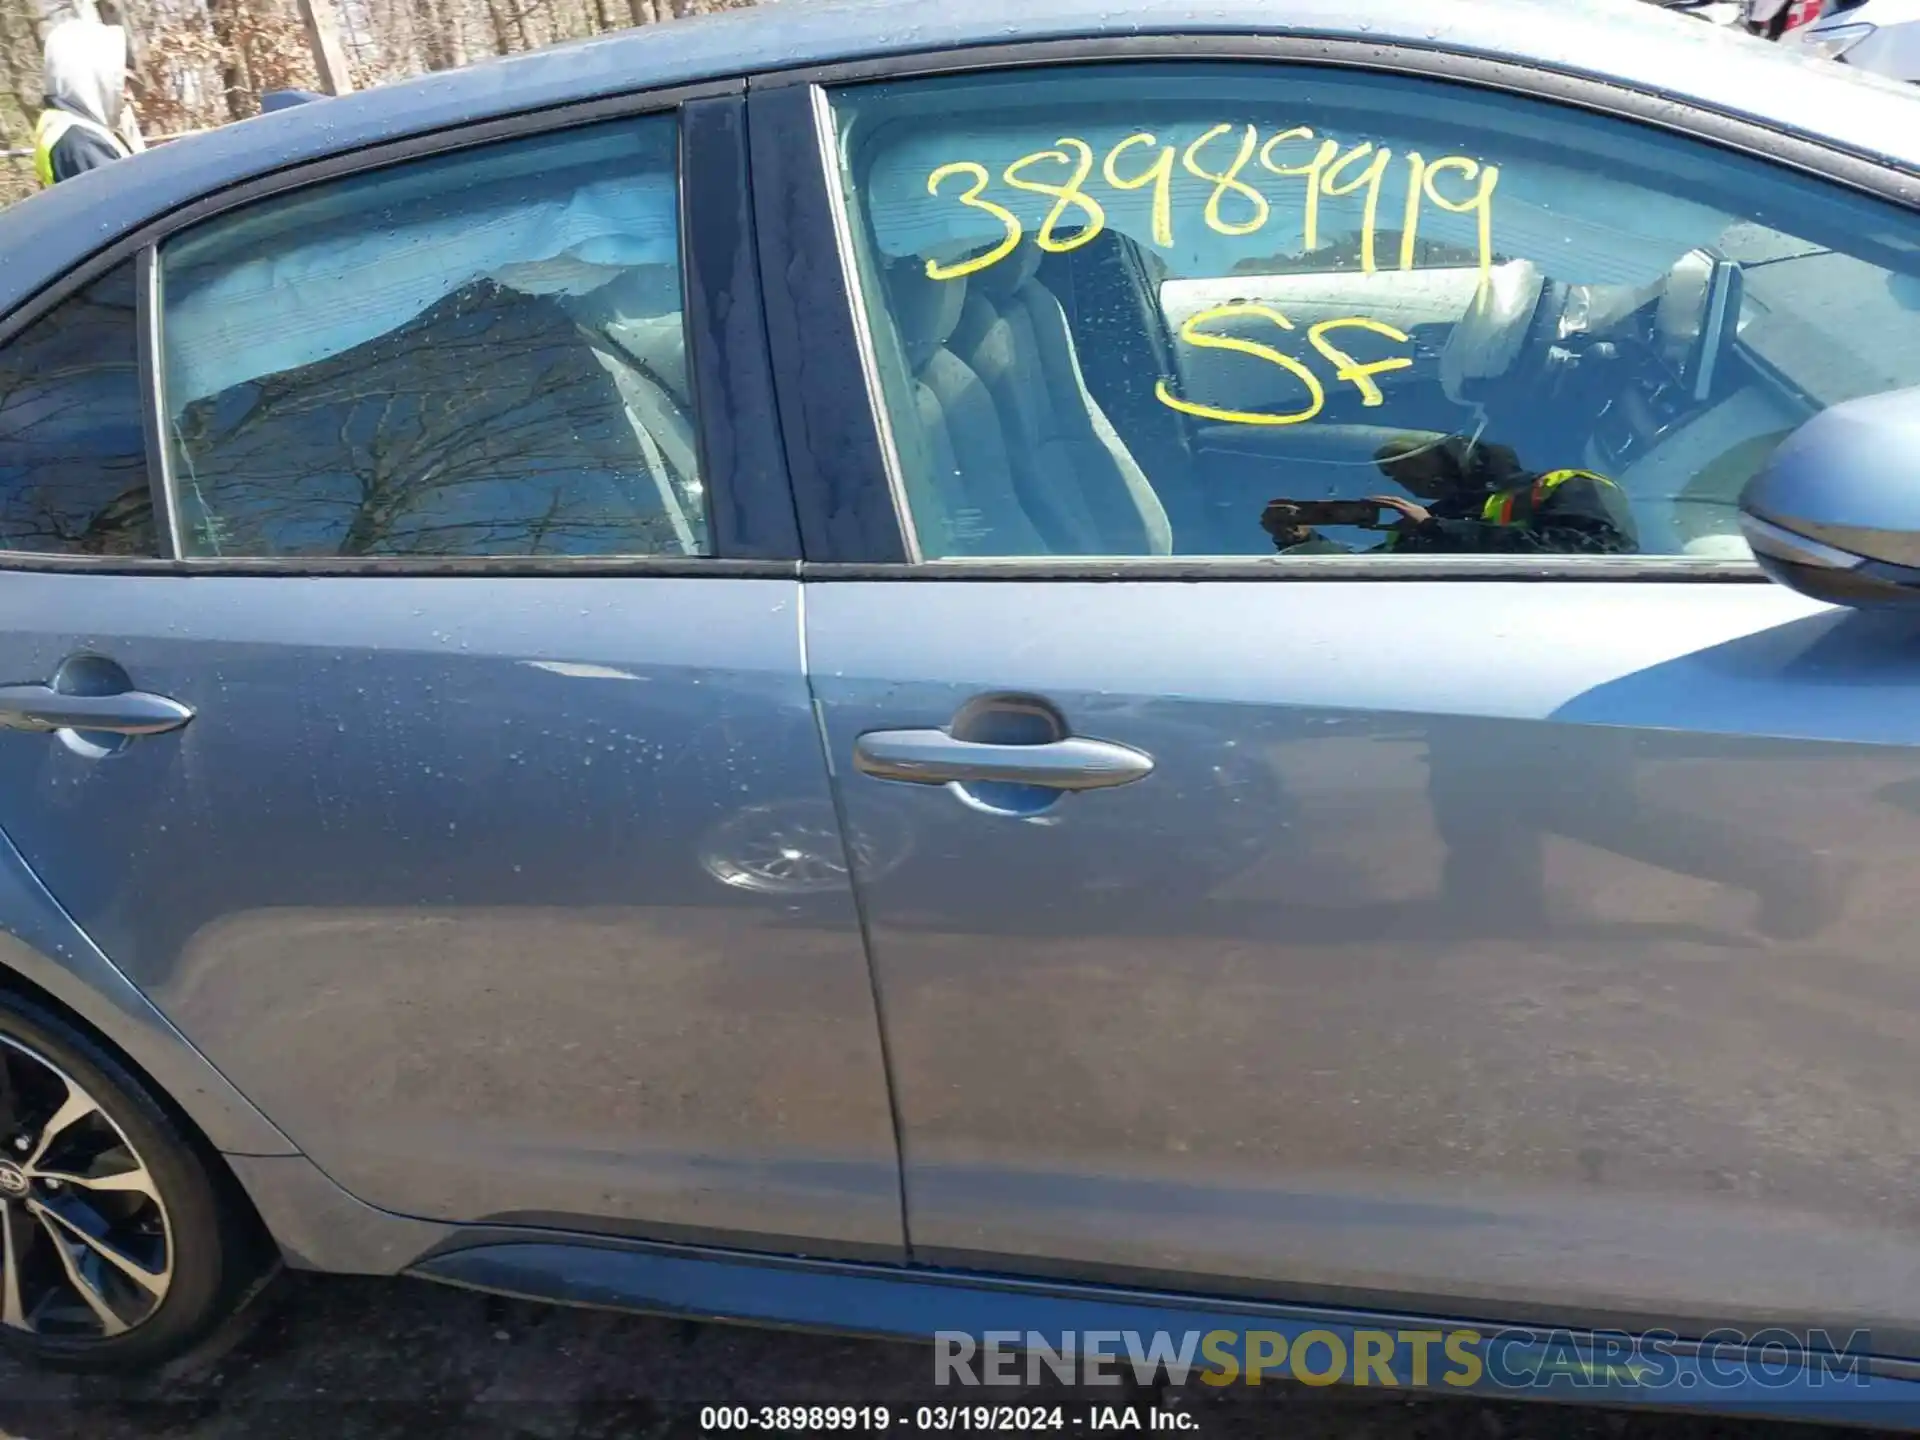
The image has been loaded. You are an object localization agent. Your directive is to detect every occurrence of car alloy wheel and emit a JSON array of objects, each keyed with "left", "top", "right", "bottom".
[
  {"left": 0, "top": 1034, "right": 171, "bottom": 1339},
  {"left": 0, "top": 992, "right": 268, "bottom": 1373}
]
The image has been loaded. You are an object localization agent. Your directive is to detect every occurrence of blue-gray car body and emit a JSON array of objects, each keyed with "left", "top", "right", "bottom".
[{"left": 5, "top": 0, "right": 1920, "bottom": 1421}]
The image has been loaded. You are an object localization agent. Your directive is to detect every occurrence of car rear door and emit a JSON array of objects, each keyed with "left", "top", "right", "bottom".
[
  {"left": 767, "top": 48, "right": 1920, "bottom": 1341},
  {"left": 0, "top": 94, "right": 903, "bottom": 1256}
]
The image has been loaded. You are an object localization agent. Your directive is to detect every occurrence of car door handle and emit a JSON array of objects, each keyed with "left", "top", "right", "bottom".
[
  {"left": 853, "top": 729, "right": 1154, "bottom": 791},
  {"left": 0, "top": 684, "right": 194, "bottom": 736}
]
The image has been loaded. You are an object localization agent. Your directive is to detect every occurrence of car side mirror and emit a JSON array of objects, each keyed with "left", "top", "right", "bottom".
[{"left": 1739, "top": 386, "right": 1920, "bottom": 611}]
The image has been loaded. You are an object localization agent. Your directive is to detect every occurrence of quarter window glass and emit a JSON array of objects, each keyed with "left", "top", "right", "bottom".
[
  {"left": 159, "top": 115, "right": 707, "bottom": 559},
  {"left": 828, "top": 65, "right": 1920, "bottom": 561},
  {"left": 0, "top": 263, "right": 156, "bottom": 558}
]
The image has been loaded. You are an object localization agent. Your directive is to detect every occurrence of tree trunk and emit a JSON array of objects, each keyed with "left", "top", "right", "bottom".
[
  {"left": 627, "top": 0, "right": 657, "bottom": 25},
  {"left": 416, "top": 0, "right": 455, "bottom": 69},
  {"left": 0, "top": 0, "right": 41, "bottom": 128},
  {"left": 485, "top": 0, "right": 513, "bottom": 53},
  {"left": 297, "top": 0, "right": 354, "bottom": 94},
  {"left": 204, "top": 0, "right": 252, "bottom": 121}
]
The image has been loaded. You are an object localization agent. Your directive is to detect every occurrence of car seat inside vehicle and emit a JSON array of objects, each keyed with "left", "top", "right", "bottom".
[
  {"left": 880, "top": 260, "right": 1047, "bottom": 558},
  {"left": 886, "top": 229, "right": 1784, "bottom": 558},
  {"left": 569, "top": 268, "right": 707, "bottom": 556},
  {"left": 882, "top": 254, "right": 1179, "bottom": 559},
  {"left": 1038, "top": 230, "right": 1213, "bottom": 548},
  {"left": 1438, "top": 259, "right": 1548, "bottom": 408},
  {"left": 946, "top": 243, "right": 1172, "bottom": 557}
]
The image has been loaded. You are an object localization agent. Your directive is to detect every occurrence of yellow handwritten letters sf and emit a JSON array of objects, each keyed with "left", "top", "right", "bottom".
[{"left": 1154, "top": 305, "right": 1415, "bottom": 427}]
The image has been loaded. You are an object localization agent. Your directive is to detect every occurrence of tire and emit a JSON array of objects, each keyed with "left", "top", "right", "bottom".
[{"left": 0, "top": 991, "right": 259, "bottom": 1371}]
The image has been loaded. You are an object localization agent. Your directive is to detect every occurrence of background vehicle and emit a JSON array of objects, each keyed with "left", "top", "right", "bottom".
[
  {"left": 3, "top": 0, "right": 1920, "bottom": 1422},
  {"left": 1787, "top": 0, "right": 1920, "bottom": 78},
  {"left": 1656, "top": 0, "right": 1747, "bottom": 26},
  {"left": 1746, "top": 0, "right": 1834, "bottom": 37}
]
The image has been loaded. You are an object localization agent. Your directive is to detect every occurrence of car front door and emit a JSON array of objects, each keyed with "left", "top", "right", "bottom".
[
  {"left": 0, "top": 98, "right": 903, "bottom": 1255},
  {"left": 777, "top": 53, "right": 1920, "bottom": 1338}
]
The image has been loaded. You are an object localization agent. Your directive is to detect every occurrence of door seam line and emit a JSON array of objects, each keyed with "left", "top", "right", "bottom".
[{"left": 798, "top": 580, "right": 916, "bottom": 1262}]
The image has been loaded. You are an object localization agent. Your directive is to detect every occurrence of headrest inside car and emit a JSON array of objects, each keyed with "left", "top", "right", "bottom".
[
  {"left": 966, "top": 241, "right": 1044, "bottom": 303},
  {"left": 886, "top": 260, "right": 968, "bottom": 370}
]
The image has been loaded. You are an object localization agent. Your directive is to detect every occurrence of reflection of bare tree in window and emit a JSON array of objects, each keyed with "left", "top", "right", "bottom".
[
  {"left": 170, "top": 280, "right": 702, "bottom": 558},
  {"left": 0, "top": 265, "right": 156, "bottom": 557}
]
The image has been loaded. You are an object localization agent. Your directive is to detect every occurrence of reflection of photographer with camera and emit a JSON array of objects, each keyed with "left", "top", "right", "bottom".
[{"left": 1261, "top": 435, "right": 1638, "bottom": 557}]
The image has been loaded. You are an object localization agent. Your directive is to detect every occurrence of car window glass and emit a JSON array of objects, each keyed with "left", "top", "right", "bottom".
[
  {"left": 827, "top": 64, "right": 1920, "bottom": 562},
  {"left": 0, "top": 263, "right": 156, "bottom": 558},
  {"left": 158, "top": 114, "right": 708, "bottom": 559}
]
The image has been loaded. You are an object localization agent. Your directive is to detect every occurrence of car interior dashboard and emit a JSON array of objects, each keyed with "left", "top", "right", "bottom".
[{"left": 1052, "top": 240, "right": 1810, "bottom": 557}]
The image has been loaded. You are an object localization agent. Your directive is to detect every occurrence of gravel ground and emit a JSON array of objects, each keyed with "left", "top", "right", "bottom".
[{"left": 0, "top": 1273, "right": 1903, "bottom": 1440}]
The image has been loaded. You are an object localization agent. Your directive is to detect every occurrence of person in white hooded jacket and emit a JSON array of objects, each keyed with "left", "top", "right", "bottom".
[{"left": 33, "top": 17, "right": 138, "bottom": 187}]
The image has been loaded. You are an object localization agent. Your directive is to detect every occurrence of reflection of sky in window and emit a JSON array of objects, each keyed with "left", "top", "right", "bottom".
[
  {"left": 161, "top": 116, "right": 682, "bottom": 409},
  {"left": 1, "top": 284, "right": 140, "bottom": 452},
  {"left": 3, "top": 374, "right": 140, "bottom": 452}
]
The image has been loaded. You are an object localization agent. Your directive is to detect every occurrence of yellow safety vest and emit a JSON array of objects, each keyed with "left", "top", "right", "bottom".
[
  {"left": 33, "top": 109, "right": 129, "bottom": 188},
  {"left": 1479, "top": 468, "right": 1618, "bottom": 525}
]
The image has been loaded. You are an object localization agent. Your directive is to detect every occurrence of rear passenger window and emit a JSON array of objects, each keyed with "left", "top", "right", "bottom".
[
  {"left": 0, "top": 263, "right": 156, "bottom": 558},
  {"left": 828, "top": 65, "right": 1920, "bottom": 561},
  {"left": 158, "top": 115, "right": 707, "bottom": 559}
]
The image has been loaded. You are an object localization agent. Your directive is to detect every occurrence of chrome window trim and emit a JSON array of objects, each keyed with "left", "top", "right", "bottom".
[
  {"left": 795, "top": 557, "right": 1769, "bottom": 583},
  {"left": 808, "top": 83, "right": 926, "bottom": 565},
  {"left": 136, "top": 246, "right": 183, "bottom": 561}
]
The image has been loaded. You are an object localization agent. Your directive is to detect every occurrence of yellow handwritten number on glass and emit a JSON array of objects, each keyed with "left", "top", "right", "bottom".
[
  {"left": 1422, "top": 156, "right": 1502, "bottom": 283},
  {"left": 1320, "top": 144, "right": 1394, "bottom": 274},
  {"left": 1398, "top": 152, "right": 1428, "bottom": 271},
  {"left": 1183, "top": 124, "right": 1271, "bottom": 238},
  {"left": 1156, "top": 303, "right": 1326, "bottom": 427},
  {"left": 923, "top": 161, "right": 1023, "bottom": 280},
  {"left": 1103, "top": 133, "right": 1177, "bottom": 249},
  {"left": 1005, "top": 139, "right": 1107, "bottom": 254},
  {"left": 1259, "top": 127, "right": 1341, "bottom": 252}
]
